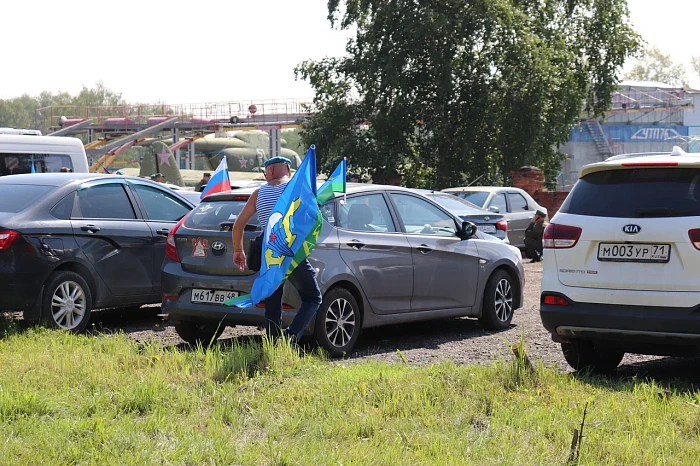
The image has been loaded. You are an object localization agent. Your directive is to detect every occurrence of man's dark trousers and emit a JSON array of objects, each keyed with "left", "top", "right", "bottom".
[{"left": 264, "top": 259, "right": 322, "bottom": 340}]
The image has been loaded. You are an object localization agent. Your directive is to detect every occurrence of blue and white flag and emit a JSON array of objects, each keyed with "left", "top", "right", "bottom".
[{"left": 225, "top": 146, "right": 322, "bottom": 308}]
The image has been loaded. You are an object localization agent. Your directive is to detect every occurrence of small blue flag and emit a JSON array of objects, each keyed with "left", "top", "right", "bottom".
[{"left": 31, "top": 162, "right": 36, "bottom": 174}]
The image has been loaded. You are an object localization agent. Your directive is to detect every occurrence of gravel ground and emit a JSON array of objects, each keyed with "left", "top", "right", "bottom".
[{"left": 9, "top": 262, "right": 700, "bottom": 378}]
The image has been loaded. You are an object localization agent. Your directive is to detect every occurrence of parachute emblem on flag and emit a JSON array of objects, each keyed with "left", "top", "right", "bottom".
[{"left": 264, "top": 199, "right": 301, "bottom": 270}]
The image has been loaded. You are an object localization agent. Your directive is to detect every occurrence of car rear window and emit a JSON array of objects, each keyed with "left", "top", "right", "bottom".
[
  {"left": 559, "top": 168, "right": 700, "bottom": 218},
  {"left": 0, "top": 184, "right": 55, "bottom": 213},
  {"left": 451, "top": 191, "right": 489, "bottom": 207},
  {"left": 427, "top": 193, "right": 484, "bottom": 214},
  {"left": 184, "top": 200, "right": 259, "bottom": 231}
]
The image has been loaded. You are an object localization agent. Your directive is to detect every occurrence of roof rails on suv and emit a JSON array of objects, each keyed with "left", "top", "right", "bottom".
[{"left": 605, "top": 146, "right": 687, "bottom": 162}]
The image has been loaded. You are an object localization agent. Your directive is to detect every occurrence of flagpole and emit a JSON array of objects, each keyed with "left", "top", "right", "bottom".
[{"left": 343, "top": 157, "right": 347, "bottom": 205}]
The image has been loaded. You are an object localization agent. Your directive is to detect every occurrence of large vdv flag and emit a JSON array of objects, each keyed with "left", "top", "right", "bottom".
[
  {"left": 200, "top": 157, "right": 231, "bottom": 199},
  {"left": 316, "top": 158, "right": 346, "bottom": 205},
  {"left": 225, "top": 146, "right": 323, "bottom": 308}
]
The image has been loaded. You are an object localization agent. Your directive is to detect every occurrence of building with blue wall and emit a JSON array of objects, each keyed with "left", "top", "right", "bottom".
[{"left": 558, "top": 81, "right": 700, "bottom": 189}]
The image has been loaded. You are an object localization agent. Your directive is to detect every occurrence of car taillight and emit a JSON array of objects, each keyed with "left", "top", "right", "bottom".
[
  {"left": 496, "top": 220, "right": 508, "bottom": 231},
  {"left": 162, "top": 293, "right": 179, "bottom": 302},
  {"left": 0, "top": 230, "right": 20, "bottom": 250},
  {"left": 543, "top": 223, "right": 582, "bottom": 249},
  {"left": 621, "top": 161, "right": 678, "bottom": 167},
  {"left": 543, "top": 295, "right": 570, "bottom": 306},
  {"left": 165, "top": 216, "right": 187, "bottom": 262},
  {"left": 689, "top": 229, "right": 700, "bottom": 250}
]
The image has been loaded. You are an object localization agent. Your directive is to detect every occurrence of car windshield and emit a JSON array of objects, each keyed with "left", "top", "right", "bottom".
[
  {"left": 0, "top": 184, "right": 56, "bottom": 213},
  {"left": 426, "top": 193, "right": 486, "bottom": 214},
  {"left": 559, "top": 168, "right": 700, "bottom": 218},
  {"left": 184, "top": 199, "right": 258, "bottom": 231},
  {"left": 451, "top": 191, "right": 489, "bottom": 207}
]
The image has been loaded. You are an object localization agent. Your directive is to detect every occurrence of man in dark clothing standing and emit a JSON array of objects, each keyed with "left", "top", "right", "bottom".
[
  {"left": 195, "top": 173, "right": 211, "bottom": 192},
  {"left": 524, "top": 210, "right": 547, "bottom": 263}
]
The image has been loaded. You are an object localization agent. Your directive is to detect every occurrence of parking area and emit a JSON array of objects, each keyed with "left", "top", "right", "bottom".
[{"left": 64, "top": 261, "right": 691, "bottom": 374}]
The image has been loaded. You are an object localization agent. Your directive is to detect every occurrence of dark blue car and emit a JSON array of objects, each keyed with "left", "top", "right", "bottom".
[{"left": 0, "top": 173, "right": 195, "bottom": 331}]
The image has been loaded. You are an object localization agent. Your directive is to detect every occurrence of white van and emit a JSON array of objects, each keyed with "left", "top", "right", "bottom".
[{"left": 0, "top": 134, "right": 89, "bottom": 175}]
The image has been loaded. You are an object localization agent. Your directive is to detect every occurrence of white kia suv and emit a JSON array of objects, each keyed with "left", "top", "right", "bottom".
[{"left": 540, "top": 146, "right": 700, "bottom": 372}]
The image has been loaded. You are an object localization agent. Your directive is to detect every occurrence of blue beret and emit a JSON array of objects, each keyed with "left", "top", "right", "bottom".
[{"left": 264, "top": 156, "right": 292, "bottom": 168}]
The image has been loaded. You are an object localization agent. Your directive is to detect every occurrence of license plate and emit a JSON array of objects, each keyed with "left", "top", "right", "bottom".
[
  {"left": 191, "top": 289, "right": 240, "bottom": 304},
  {"left": 477, "top": 225, "right": 496, "bottom": 233},
  {"left": 597, "top": 243, "right": 670, "bottom": 263}
]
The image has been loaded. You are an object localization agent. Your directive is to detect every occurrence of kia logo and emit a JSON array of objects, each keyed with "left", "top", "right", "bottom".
[
  {"left": 211, "top": 241, "right": 226, "bottom": 256},
  {"left": 622, "top": 224, "right": 641, "bottom": 234}
]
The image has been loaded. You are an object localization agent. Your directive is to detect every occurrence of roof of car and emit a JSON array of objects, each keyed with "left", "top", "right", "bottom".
[
  {"left": 580, "top": 146, "right": 700, "bottom": 178},
  {"left": 0, "top": 173, "right": 120, "bottom": 186},
  {"left": 0, "top": 172, "right": 186, "bottom": 189},
  {"left": 201, "top": 182, "right": 418, "bottom": 202},
  {"left": 0, "top": 134, "right": 85, "bottom": 146},
  {"left": 442, "top": 186, "right": 516, "bottom": 193}
]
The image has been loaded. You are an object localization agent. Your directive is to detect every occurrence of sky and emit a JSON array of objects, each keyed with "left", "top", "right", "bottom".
[
  {"left": 1, "top": 0, "right": 698, "bottom": 103},
  {"left": 626, "top": 0, "right": 700, "bottom": 87}
]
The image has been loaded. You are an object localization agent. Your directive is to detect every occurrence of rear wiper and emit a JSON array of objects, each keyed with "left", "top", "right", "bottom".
[
  {"left": 633, "top": 208, "right": 694, "bottom": 218},
  {"left": 219, "top": 221, "right": 258, "bottom": 231}
]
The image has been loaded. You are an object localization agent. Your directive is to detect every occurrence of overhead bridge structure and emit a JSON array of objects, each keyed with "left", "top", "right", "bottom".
[{"left": 34, "top": 99, "right": 314, "bottom": 172}]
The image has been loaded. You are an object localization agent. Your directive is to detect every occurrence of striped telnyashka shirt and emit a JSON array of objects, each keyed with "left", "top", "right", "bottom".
[{"left": 256, "top": 182, "right": 288, "bottom": 231}]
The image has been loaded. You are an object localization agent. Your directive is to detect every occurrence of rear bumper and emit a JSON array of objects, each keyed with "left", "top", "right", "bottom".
[
  {"left": 540, "top": 292, "right": 700, "bottom": 348},
  {"left": 161, "top": 260, "right": 304, "bottom": 331},
  {"left": 0, "top": 271, "right": 43, "bottom": 311}
]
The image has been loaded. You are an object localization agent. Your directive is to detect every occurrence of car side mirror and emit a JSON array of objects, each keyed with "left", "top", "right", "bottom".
[
  {"left": 488, "top": 206, "right": 500, "bottom": 213},
  {"left": 459, "top": 220, "right": 477, "bottom": 240}
]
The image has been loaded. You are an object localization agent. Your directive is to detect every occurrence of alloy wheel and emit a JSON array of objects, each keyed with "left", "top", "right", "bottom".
[
  {"left": 494, "top": 278, "right": 513, "bottom": 322},
  {"left": 325, "top": 297, "right": 356, "bottom": 348},
  {"left": 51, "top": 281, "right": 87, "bottom": 330}
]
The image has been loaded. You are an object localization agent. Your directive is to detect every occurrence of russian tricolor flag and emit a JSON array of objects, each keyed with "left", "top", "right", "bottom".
[{"left": 200, "top": 157, "right": 231, "bottom": 199}]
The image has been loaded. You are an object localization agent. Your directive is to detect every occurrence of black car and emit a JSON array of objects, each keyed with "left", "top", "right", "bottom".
[{"left": 0, "top": 173, "right": 195, "bottom": 331}]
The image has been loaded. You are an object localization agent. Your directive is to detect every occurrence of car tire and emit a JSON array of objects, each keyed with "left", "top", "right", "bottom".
[
  {"left": 41, "top": 271, "right": 93, "bottom": 332},
  {"left": 479, "top": 269, "right": 515, "bottom": 330},
  {"left": 174, "top": 321, "right": 225, "bottom": 346},
  {"left": 314, "top": 287, "right": 361, "bottom": 357},
  {"left": 561, "top": 340, "right": 624, "bottom": 373}
]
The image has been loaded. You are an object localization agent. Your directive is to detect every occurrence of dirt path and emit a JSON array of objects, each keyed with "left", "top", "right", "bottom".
[{"left": 95, "top": 262, "right": 676, "bottom": 374}]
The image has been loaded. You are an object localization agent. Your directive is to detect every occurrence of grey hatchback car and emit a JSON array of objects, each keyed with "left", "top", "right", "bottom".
[
  {"left": 161, "top": 184, "right": 525, "bottom": 355},
  {"left": 442, "top": 187, "right": 548, "bottom": 248}
]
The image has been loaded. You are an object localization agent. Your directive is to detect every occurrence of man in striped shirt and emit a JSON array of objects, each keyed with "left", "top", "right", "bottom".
[{"left": 232, "top": 156, "right": 322, "bottom": 343}]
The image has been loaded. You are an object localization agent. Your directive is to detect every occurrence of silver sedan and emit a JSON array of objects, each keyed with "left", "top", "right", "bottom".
[
  {"left": 161, "top": 184, "right": 525, "bottom": 355},
  {"left": 441, "top": 186, "right": 548, "bottom": 247}
]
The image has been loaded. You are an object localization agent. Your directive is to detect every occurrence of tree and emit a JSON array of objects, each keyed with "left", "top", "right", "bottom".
[
  {"left": 692, "top": 56, "right": 700, "bottom": 79},
  {"left": 296, "top": 0, "right": 640, "bottom": 189},
  {"left": 625, "top": 46, "right": 687, "bottom": 86},
  {"left": 0, "top": 81, "right": 124, "bottom": 132},
  {"left": 281, "top": 128, "right": 306, "bottom": 156}
]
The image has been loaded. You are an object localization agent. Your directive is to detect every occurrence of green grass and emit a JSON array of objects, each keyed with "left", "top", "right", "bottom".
[{"left": 1, "top": 324, "right": 699, "bottom": 465}]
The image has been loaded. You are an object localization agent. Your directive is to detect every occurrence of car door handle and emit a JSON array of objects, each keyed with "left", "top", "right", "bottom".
[
  {"left": 417, "top": 244, "right": 432, "bottom": 254},
  {"left": 347, "top": 240, "right": 365, "bottom": 249},
  {"left": 156, "top": 229, "right": 170, "bottom": 236},
  {"left": 80, "top": 224, "right": 100, "bottom": 233}
]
